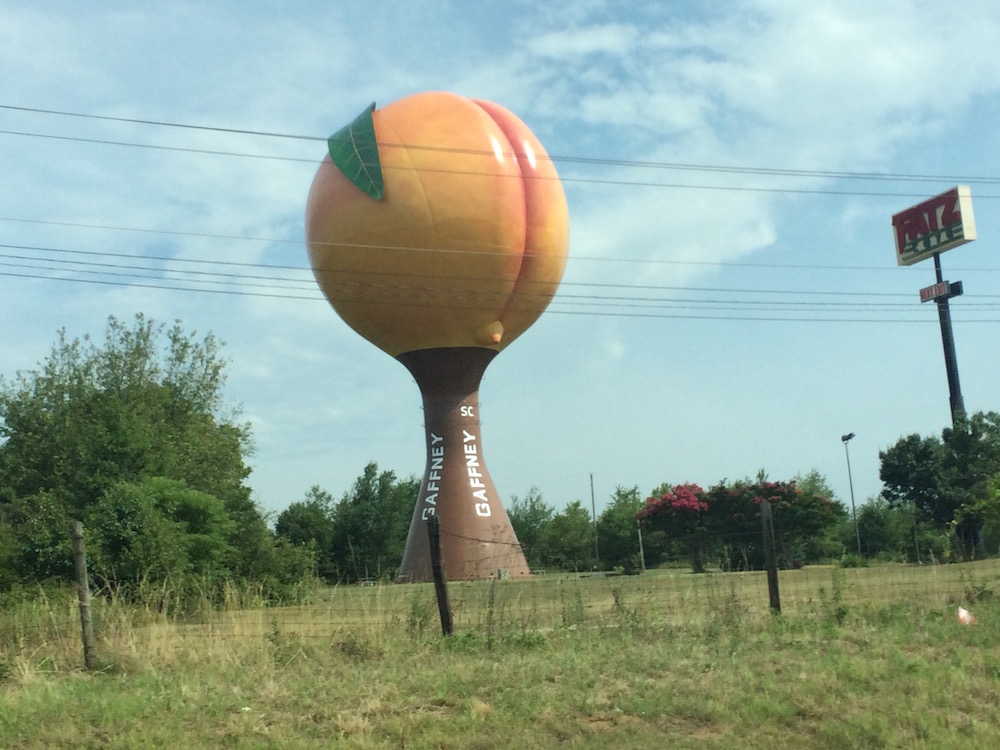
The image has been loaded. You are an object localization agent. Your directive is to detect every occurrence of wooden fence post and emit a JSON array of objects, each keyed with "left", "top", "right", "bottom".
[
  {"left": 760, "top": 501, "right": 781, "bottom": 614},
  {"left": 71, "top": 521, "right": 98, "bottom": 670},
  {"left": 426, "top": 516, "right": 454, "bottom": 636}
]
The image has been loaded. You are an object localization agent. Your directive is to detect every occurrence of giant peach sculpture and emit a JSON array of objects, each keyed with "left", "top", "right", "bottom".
[{"left": 305, "top": 91, "right": 569, "bottom": 581}]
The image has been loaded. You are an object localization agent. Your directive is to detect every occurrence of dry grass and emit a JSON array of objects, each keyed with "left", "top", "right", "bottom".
[{"left": 2, "top": 561, "right": 1000, "bottom": 748}]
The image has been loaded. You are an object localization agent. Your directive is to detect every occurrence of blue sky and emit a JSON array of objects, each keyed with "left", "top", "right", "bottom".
[{"left": 2, "top": 1, "right": 999, "bottom": 520}]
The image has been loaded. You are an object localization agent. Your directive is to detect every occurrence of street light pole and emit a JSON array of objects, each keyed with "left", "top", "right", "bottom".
[
  {"left": 590, "top": 473, "right": 599, "bottom": 568},
  {"left": 841, "top": 433, "right": 861, "bottom": 555}
]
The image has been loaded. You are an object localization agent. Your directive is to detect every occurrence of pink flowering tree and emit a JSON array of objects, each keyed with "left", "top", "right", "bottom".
[
  {"left": 706, "top": 474, "right": 844, "bottom": 569},
  {"left": 638, "top": 483, "right": 710, "bottom": 572},
  {"left": 640, "top": 473, "right": 846, "bottom": 572}
]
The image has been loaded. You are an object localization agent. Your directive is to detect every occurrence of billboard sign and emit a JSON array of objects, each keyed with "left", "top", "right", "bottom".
[{"left": 891, "top": 186, "right": 976, "bottom": 266}]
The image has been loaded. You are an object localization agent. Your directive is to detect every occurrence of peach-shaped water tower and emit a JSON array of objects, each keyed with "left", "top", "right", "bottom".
[{"left": 305, "top": 92, "right": 569, "bottom": 581}]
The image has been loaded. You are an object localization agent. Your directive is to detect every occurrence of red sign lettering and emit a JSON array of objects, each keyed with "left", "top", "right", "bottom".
[{"left": 891, "top": 186, "right": 975, "bottom": 266}]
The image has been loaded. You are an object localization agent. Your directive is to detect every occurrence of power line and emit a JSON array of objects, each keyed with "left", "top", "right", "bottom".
[
  {"left": 9, "top": 126, "right": 995, "bottom": 199},
  {"left": 0, "top": 129, "right": 316, "bottom": 163},
  {"left": 6, "top": 240, "right": 992, "bottom": 302},
  {"left": 5, "top": 103, "right": 1000, "bottom": 194},
  {"left": 5, "top": 242, "right": 1000, "bottom": 318},
  {"left": 4, "top": 104, "right": 999, "bottom": 322},
  {"left": 2, "top": 220, "right": 999, "bottom": 277},
  {"left": 4, "top": 263, "right": 998, "bottom": 324},
  {"left": 0, "top": 104, "right": 321, "bottom": 141}
]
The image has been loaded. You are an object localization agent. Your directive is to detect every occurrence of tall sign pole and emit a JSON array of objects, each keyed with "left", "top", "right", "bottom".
[
  {"left": 891, "top": 186, "right": 976, "bottom": 426},
  {"left": 931, "top": 254, "right": 964, "bottom": 421}
]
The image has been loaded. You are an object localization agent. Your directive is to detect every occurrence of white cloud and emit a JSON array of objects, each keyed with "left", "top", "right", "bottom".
[{"left": 3, "top": 0, "right": 1000, "bottom": 516}]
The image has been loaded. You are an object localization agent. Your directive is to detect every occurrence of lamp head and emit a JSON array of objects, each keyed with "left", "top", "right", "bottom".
[{"left": 841, "top": 432, "right": 855, "bottom": 443}]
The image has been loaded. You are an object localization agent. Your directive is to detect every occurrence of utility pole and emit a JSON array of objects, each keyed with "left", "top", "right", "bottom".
[
  {"left": 635, "top": 495, "right": 646, "bottom": 573},
  {"left": 590, "top": 473, "right": 599, "bottom": 567}
]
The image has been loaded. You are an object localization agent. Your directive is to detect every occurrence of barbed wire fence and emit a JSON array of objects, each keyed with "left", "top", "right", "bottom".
[{"left": 3, "top": 523, "right": 999, "bottom": 669}]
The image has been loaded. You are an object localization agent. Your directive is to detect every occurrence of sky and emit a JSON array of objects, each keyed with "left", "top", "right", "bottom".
[{"left": 2, "top": 1, "right": 999, "bottom": 522}]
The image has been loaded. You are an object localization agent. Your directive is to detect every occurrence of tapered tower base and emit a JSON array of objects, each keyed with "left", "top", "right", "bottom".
[{"left": 395, "top": 347, "right": 530, "bottom": 582}]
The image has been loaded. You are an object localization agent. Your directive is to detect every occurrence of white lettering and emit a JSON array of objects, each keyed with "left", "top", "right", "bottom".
[
  {"left": 424, "top": 434, "right": 443, "bottom": 510},
  {"left": 461, "top": 431, "right": 491, "bottom": 516}
]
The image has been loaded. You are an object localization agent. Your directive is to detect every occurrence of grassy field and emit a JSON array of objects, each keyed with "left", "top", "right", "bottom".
[{"left": 2, "top": 561, "right": 1000, "bottom": 748}]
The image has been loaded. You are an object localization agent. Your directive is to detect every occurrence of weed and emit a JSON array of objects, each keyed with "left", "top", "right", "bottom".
[
  {"left": 501, "top": 630, "right": 547, "bottom": 649},
  {"left": 406, "top": 594, "right": 433, "bottom": 638},
  {"left": 0, "top": 655, "right": 12, "bottom": 685},
  {"left": 840, "top": 552, "right": 868, "bottom": 568},
  {"left": 818, "top": 567, "right": 850, "bottom": 626},
  {"left": 959, "top": 566, "right": 995, "bottom": 605},
  {"left": 558, "top": 579, "right": 587, "bottom": 629},
  {"left": 609, "top": 587, "right": 641, "bottom": 633},
  {"left": 337, "top": 632, "right": 383, "bottom": 663},
  {"left": 440, "top": 631, "right": 483, "bottom": 651}
]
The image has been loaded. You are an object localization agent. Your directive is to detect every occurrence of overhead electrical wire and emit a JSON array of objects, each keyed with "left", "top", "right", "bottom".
[
  {"left": 3, "top": 102, "right": 998, "bottom": 323},
  {"left": 6, "top": 267, "right": 997, "bottom": 324},
  {"left": 3, "top": 252, "right": 998, "bottom": 324},
  {"left": 6, "top": 240, "right": 998, "bottom": 304},
  {"left": 5, "top": 123, "right": 996, "bottom": 198},
  {"left": 0, "top": 104, "right": 1000, "bottom": 198},
  {"left": 1, "top": 219, "right": 997, "bottom": 276},
  {"left": 2, "top": 105, "right": 998, "bottom": 277}
]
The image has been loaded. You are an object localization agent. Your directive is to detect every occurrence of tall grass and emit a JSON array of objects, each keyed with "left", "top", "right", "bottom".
[
  {"left": 5, "top": 560, "right": 1000, "bottom": 666},
  {"left": 3, "top": 561, "right": 1000, "bottom": 748}
]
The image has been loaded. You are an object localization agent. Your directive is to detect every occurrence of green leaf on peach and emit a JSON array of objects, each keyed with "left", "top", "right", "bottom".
[{"left": 327, "top": 102, "right": 384, "bottom": 200}]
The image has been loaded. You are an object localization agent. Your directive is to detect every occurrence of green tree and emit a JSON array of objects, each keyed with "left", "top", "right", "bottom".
[
  {"left": 880, "top": 412, "right": 1000, "bottom": 559},
  {"left": 0, "top": 316, "right": 252, "bottom": 515},
  {"left": 275, "top": 486, "right": 336, "bottom": 580},
  {"left": 0, "top": 315, "right": 296, "bottom": 594},
  {"left": 1, "top": 491, "right": 74, "bottom": 582},
  {"left": 978, "top": 474, "right": 1000, "bottom": 553},
  {"left": 597, "top": 485, "right": 646, "bottom": 573},
  {"left": 328, "top": 463, "right": 419, "bottom": 582},
  {"left": 851, "top": 496, "right": 932, "bottom": 562},
  {"left": 85, "top": 477, "right": 236, "bottom": 587},
  {"left": 541, "top": 500, "right": 595, "bottom": 571},
  {"left": 507, "top": 487, "right": 554, "bottom": 569},
  {"left": 880, "top": 434, "right": 946, "bottom": 523},
  {"left": 781, "top": 470, "right": 848, "bottom": 563}
]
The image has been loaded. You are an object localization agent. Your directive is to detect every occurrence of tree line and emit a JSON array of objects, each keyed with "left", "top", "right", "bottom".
[
  {"left": 2, "top": 316, "right": 999, "bottom": 598},
  {"left": 0, "top": 315, "right": 313, "bottom": 602},
  {"left": 270, "top": 469, "right": 862, "bottom": 580}
]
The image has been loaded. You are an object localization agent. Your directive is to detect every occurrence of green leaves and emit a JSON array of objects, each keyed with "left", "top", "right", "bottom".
[
  {"left": 327, "top": 103, "right": 384, "bottom": 200},
  {"left": 0, "top": 314, "right": 260, "bottom": 588}
]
